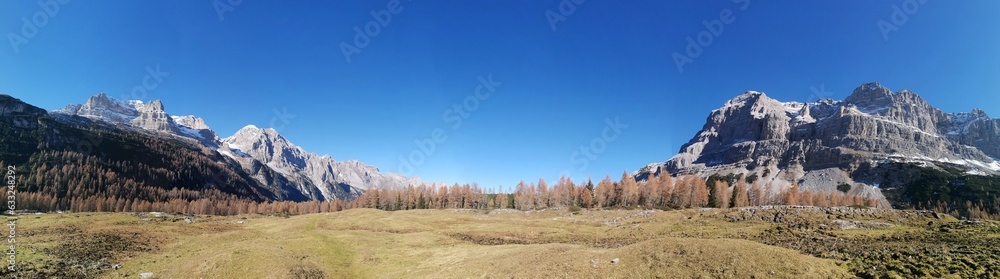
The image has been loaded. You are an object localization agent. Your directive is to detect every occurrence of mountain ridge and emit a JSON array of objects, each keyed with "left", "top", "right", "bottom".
[
  {"left": 49, "top": 93, "right": 436, "bottom": 200},
  {"left": 640, "top": 82, "right": 1000, "bottom": 207}
]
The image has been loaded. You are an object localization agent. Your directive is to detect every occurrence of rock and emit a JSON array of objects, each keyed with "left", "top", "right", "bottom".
[
  {"left": 139, "top": 272, "right": 154, "bottom": 279},
  {"left": 639, "top": 82, "right": 1000, "bottom": 208},
  {"left": 131, "top": 100, "right": 179, "bottom": 133},
  {"left": 51, "top": 93, "right": 446, "bottom": 202},
  {"left": 53, "top": 93, "right": 140, "bottom": 124},
  {"left": 222, "top": 125, "right": 441, "bottom": 201},
  {"left": 172, "top": 115, "right": 210, "bottom": 130},
  {"left": 0, "top": 95, "right": 48, "bottom": 129}
]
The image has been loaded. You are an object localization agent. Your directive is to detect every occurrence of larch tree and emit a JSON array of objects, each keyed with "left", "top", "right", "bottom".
[
  {"left": 816, "top": 191, "right": 831, "bottom": 207},
  {"left": 595, "top": 176, "right": 614, "bottom": 208},
  {"left": 620, "top": 171, "right": 639, "bottom": 207},
  {"left": 657, "top": 172, "right": 674, "bottom": 208},
  {"left": 691, "top": 177, "right": 710, "bottom": 208},
  {"left": 514, "top": 181, "right": 529, "bottom": 210},
  {"left": 732, "top": 179, "right": 750, "bottom": 208},
  {"left": 438, "top": 185, "right": 449, "bottom": 209},
  {"left": 560, "top": 176, "right": 576, "bottom": 207},
  {"left": 798, "top": 189, "right": 814, "bottom": 206},
  {"left": 642, "top": 175, "right": 660, "bottom": 207},
  {"left": 580, "top": 186, "right": 594, "bottom": 208},
  {"left": 784, "top": 181, "right": 799, "bottom": 206},
  {"left": 671, "top": 175, "right": 691, "bottom": 208},
  {"left": 537, "top": 178, "right": 549, "bottom": 208},
  {"left": 749, "top": 181, "right": 764, "bottom": 206},
  {"left": 711, "top": 181, "right": 731, "bottom": 209}
]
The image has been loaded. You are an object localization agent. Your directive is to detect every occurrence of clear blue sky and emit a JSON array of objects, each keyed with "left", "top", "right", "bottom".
[{"left": 2, "top": 1, "right": 999, "bottom": 190}]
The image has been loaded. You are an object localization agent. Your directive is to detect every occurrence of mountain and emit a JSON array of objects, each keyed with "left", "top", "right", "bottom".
[
  {"left": 640, "top": 82, "right": 1000, "bottom": 209},
  {"left": 48, "top": 93, "right": 430, "bottom": 201},
  {"left": 55, "top": 93, "right": 190, "bottom": 139},
  {"left": 171, "top": 115, "right": 221, "bottom": 147},
  {"left": 220, "top": 125, "right": 430, "bottom": 201},
  {"left": 0, "top": 94, "right": 295, "bottom": 205},
  {"left": 54, "top": 93, "right": 143, "bottom": 125}
]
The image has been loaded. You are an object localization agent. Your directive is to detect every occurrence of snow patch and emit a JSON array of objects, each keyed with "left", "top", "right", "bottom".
[
  {"left": 219, "top": 150, "right": 237, "bottom": 160},
  {"left": 173, "top": 124, "right": 205, "bottom": 140},
  {"left": 781, "top": 102, "right": 805, "bottom": 115}
]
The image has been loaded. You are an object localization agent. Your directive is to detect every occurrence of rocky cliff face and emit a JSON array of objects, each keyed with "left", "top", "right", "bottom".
[
  {"left": 642, "top": 82, "right": 1000, "bottom": 206},
  {"left": 55, "top": 93, "right": 142, "bottom": 125},
  {"left": 50, "top": 93, "right": 434, "bottom": 201},
  {"left": 0, "top": 95, "right": 48, "bottom": 129},
  {"left": 172, "top": 115, "right": 220, "bottom": 147},
  {"left": 130, "top": 100, "right": 179, "bottom": 133},
  {"left": 173, "top": 115, "right": 210, "bottom": 130},
  {"left": 221, "top": 125, "right": 431, "bottom": 201}
]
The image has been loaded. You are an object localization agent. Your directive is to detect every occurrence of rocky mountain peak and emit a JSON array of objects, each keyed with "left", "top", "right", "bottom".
[
  {"left": 130, "top": 99, "right": 177, "bottom": 133},
  {"left": 56, "top": 92, "right": 142, "bottom": 124},
  {"left": 173, "top": 115, "right": 211, "bottom": 130},
  {"left": 142, "top": 100, "right": 166, "bottom": 112},
  {"left": 0, "top": 94, "right": 47, "bottom": 117},
  {"left": 723, "top": 91, "right": 767, "bottom": 108},
  {"left": 218, "top": 123, "right": 434, "bottom": 200},
  {"left": 171, "top": 115, "right": 220, "bottom": 147},
  {"left": 229, "top": 125, "right": 284, "bottom": 142},
  {"left": 970, "top": 108, "right": 990, "bottom": 119},
  {"left": 89, "top": 92, "right": 111, "bottom": 103},
  {"left": 845, "top": 82, "right": 893, "bottom": 109},
  {"left": 648, "top": 82, "right": 1000, "bottom": 208},
  {"left": 223, "top": 125, "right": 298, "bottom": 162},
  {"left": 47, "top": 92, "right": 434, "bottom": 202}
]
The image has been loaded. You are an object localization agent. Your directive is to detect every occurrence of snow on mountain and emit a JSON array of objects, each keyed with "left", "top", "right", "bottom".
[
  {"left": 221, "top": 125, "right": 431, "bottom": 200},
  {"left": 642, "top": 82, "right": 1000, "bottom": 206},
  {"left": 172, "top": 115, "right": 211, "bottom": 130},
  {"left": 51, "top": 93, "right": 447, "bottom": 201},
  {"left": 130, "top": 100, "right": 179, "bottom": 133},
  {"left": 53, "top": 93, "right": 224, "bottom": 146},
  {"left": 54, "top": 93, "right": 140, "bottom": 125},
  {"left": 171, "top": 115, "right": 220, "bottom": 146}
]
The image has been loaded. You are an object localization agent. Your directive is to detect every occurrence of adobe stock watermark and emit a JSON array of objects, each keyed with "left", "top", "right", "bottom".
[
  {"left": 213, "top": 0, "right": 243, "bottom": 21},
  {"left": 672, "top": 0, "right": 750, "bottom": 73},
  {"left": 807, "top": 83, "right": 835, "bottom": 102},
  {"left": 5, "top": 165, "right": 17, "bottom": 272},
  {"left": 562, "top": 117, "right": 629, "bottom": 178},
  {"left": 545, "top": 0, "right": 587, "bottom": 31},
  {"left": 268, "top": 107, "right": 296, "bottom": 133},
  {"left": 877, "top": 0, "right": 928, "bottom": 41},
  {"left": 340, "top": 0, "right": 411, "bottom": 64},
  {"left": 7, "top": 0, "right": 71, "bottom": 54},
  {"left": 120, "top": 64, "right": 170, "bottom": 102},
  {"left": 397, "top": 74, "right": 502, "bottom": 176}
]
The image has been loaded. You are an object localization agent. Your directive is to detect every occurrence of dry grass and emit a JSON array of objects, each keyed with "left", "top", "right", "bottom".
[{"left": 9, "top": 206, "right": 991, "bottom": 278}]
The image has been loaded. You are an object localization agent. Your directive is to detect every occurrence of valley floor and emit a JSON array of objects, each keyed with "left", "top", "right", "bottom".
[{"left": 6, "top": 206, "right": 999, "bottom": 278}]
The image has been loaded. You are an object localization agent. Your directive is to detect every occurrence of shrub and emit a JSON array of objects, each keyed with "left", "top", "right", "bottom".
[{"left": 837, "top": 183, "right": 851, "bottom": 193}]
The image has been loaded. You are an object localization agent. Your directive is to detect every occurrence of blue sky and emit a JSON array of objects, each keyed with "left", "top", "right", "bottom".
[{"left": 2, "top": 1, "right": 999, "bottom": 190}]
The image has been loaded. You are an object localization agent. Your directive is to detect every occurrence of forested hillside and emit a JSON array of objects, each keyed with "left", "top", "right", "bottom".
[{"left": 1, "top": 95, "right": 307, "bottom": 214}]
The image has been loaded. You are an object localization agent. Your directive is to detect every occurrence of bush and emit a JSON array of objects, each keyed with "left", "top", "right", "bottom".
[{"left": 837, "top": 183, "right": 851, "bottom": 193}]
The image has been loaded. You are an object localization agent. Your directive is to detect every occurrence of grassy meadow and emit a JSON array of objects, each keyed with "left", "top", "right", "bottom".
[{"left": 6, "top": 206, "right": 999, "bottom": 278}]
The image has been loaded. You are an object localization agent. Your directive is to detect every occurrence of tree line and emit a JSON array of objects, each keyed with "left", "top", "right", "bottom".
[
  {"left": 350, "top": 171, "right": 877, "bottom": 211},
  {"left": 12, "top": 169, "right": 879, "bottom": 216}
]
